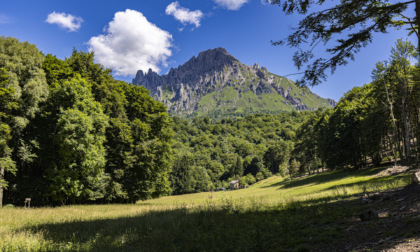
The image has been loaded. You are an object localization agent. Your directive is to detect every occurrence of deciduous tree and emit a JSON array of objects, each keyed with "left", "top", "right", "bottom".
[{"left": 270, "top": 0, "right": 420, "bottom": 86}]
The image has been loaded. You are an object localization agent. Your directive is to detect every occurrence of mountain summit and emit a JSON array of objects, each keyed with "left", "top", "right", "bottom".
[{"left": 132, "top": 48, "right": 335, "bottom": 118}]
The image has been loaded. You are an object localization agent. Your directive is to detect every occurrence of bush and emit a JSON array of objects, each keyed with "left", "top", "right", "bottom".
[
  {"left": 239, "top": 173, "right": 257, "bottom": 187},
  {"left": 246, "top": 173, "right": 256, "bottom": 185},
  {"left": 262, "top": 169, "right": 272, "bottom": 179},
  {"left": 256, "top": 172, "right": 264, "bottom": 181}
]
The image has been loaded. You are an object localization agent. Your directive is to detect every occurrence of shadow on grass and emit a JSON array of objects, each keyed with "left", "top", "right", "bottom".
[
  {"left": 263, "top": 166, "right": 388, "bottom": 190},
  {"left": 16, "top": 185, "right": 420, "bottom": 252}
]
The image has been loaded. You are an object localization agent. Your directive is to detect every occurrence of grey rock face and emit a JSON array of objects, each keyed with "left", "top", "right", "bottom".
[
  {"left": 132, "top": 47, "right": 335, "bottom": 116},
  {"left": 327, "top": 98, "right": 337, "bottom": 107}
]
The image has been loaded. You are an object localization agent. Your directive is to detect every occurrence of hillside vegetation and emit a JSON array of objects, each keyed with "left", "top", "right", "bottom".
[
  {"left": 0, "top": 166, "right": 417, "bottom": 251},
  {"left": 169, "top": 112, "right": 313, "bottom": 195}
]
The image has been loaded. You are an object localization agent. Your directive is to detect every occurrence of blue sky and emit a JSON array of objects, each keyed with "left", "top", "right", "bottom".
[{"left": 0, "top": 0, "right": 416, "bottom": 101}]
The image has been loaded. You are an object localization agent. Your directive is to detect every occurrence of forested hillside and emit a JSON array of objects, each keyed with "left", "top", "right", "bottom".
[{"left": 169, "top": 112, "right": 312, "bottom": 194}]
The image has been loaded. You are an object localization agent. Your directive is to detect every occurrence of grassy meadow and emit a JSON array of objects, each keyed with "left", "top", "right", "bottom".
[{"left": 0, "top": 166, "right": 415, "bottom": 251}]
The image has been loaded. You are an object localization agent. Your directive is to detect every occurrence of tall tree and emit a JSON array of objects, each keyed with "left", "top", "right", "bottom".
[
  {"left": 0, "top": 39, "right": 176, "bottom": 205},
  {"left": 264, "top": 140, "right": 291, "bottom": 175},
  {"left": 293, "top": 113, "right": 321, "bottom": 173},
  {"left": 320, "top": 85, "right": 381, "bottom": 169},
  {"left": 372, "top": 62, "right": 400, "bottom": 167},
  {"left": 372, "top": 39, "right": 418, "bottom": 163},
  {"left": 170, "top": 153, "right": 211, "bottom": 195},
  {"left": 0, "top": 68, "right": 17, "bottom": 207},
  {"left": 0, "top": 37, "right": 48, "bottom": 207},
  {"left": 389, "top": 39, "right": 417, "bottom": 161},
  {"left": 230, "top": 155, "right": 244, "bottom": 178},
  {"left": 120, "top": 83, "right": 173, "bottom": 202},
  {"left": 270, "top": 0, "right": 420, "bottom": 86},
  {"left": 47, "top": 76, "right": 109, "bottom": 204}
]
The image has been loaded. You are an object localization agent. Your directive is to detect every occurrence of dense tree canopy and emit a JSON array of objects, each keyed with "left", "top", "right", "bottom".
[
  {"left": 0, "top": 37, "right": 173, "bottom": 206},
  {"left": 168, "top": 112, "right": 312, "bottom": 192},
  {"left": 0, "top": 37, "right": 49, "bottom": 207}
]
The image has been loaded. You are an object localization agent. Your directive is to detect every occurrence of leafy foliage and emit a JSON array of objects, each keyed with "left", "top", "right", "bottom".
[
  {"left": 1, "top": 38, "right": 172, "bottom": 206},
  {"left": 270, "top": 0, "right": 418, "bottom": 86},
  {"left": 292, "top": 40, "right": 420, "bottom": 170},
  {"left": 169, "top": 112, "right": 312, "bottom": 193},
  {"left": 0, "top": 37, "right": 48, "bottom": 207},
  {"left": 47, "top": 77, "right": 109, "bottom": 203}
]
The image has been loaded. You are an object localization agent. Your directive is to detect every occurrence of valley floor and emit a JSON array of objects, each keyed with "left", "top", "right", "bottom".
[{"left": 0, "top": 165, "right": 419, "bottom": 251}]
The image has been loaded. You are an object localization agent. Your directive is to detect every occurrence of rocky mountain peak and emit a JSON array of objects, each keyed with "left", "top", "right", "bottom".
[
  {"left": 196, "top": 47, "right": 233, "bottom": 62},
  {"left": 133, "top": 48, "right": 239, "bottom": 92},
  {"left": 132, "top": 48, "right": 335, "bottom": 118},
  {"left": 178, "top": 47, "right": 238, "bottom": 74}
]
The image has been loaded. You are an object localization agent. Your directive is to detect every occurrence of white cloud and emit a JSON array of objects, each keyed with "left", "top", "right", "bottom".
[
  {"left": 46, "top": 12, "right": 83, "bottom": 32},
  {"left": 87, "top": 9, "right": 172, "bottom": 76},
  {"left": 213, "top": 0, "right": 248, "bottom": 10},
  {"left": 166, "top": 2, "right": 203, "bottom": 28}
]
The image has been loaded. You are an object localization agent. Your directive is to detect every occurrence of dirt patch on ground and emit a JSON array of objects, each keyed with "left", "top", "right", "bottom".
[
  {"left": 375, "top": 165, "right": 411, "bottom": 178},
  {"left": 316, "top": 182, "right": 420, "bottom": 251}
]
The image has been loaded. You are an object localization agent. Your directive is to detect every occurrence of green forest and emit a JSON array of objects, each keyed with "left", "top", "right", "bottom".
[
  {"left": 0, "top": 36, "right": 419, "bottom": 207},
  {"left": 0, "top": 37, "right": 173, "bottom": 206}
]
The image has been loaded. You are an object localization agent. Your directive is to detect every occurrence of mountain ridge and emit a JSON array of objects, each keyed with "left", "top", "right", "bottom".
[{"left": 132, "top": 48, "right": 336, "bottom": 118}]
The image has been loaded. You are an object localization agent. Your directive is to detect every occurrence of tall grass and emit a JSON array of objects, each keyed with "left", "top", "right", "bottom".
[{"left": 0, "top": 167, "right": 412, "bottom": 251}]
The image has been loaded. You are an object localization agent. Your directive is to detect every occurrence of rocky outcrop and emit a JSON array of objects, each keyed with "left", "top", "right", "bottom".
[
  {"left": 327, "top": 98, "right": 337, "bottom": 107},
  {"left": 132, "top": 47, "right": 336, "bottom": 117}
]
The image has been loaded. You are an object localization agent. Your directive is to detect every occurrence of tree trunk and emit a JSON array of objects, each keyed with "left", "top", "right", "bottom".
[
  {"left": 417, "top": 1, "right": 420, "bottom": 52},
  {"left": 414, "top": 97, "right": 420, "bottom": 161},
  {"left": 0, "top": 167, "right": 4, "bottom": 208},
  {"left": 401, "top": 96, "right": 410, "bottom": 160},
  {"left": 405, "top": 76, "right": 412, "bottom": 160},
  {"left": 400, "top": 64, "right": 412, "bottom": 161},
  {"left": 415, "top": 0, "right": 420, "bottom": 161},
  {"left": 384, "top": 82, "right": 398, "bottom": 168}
]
